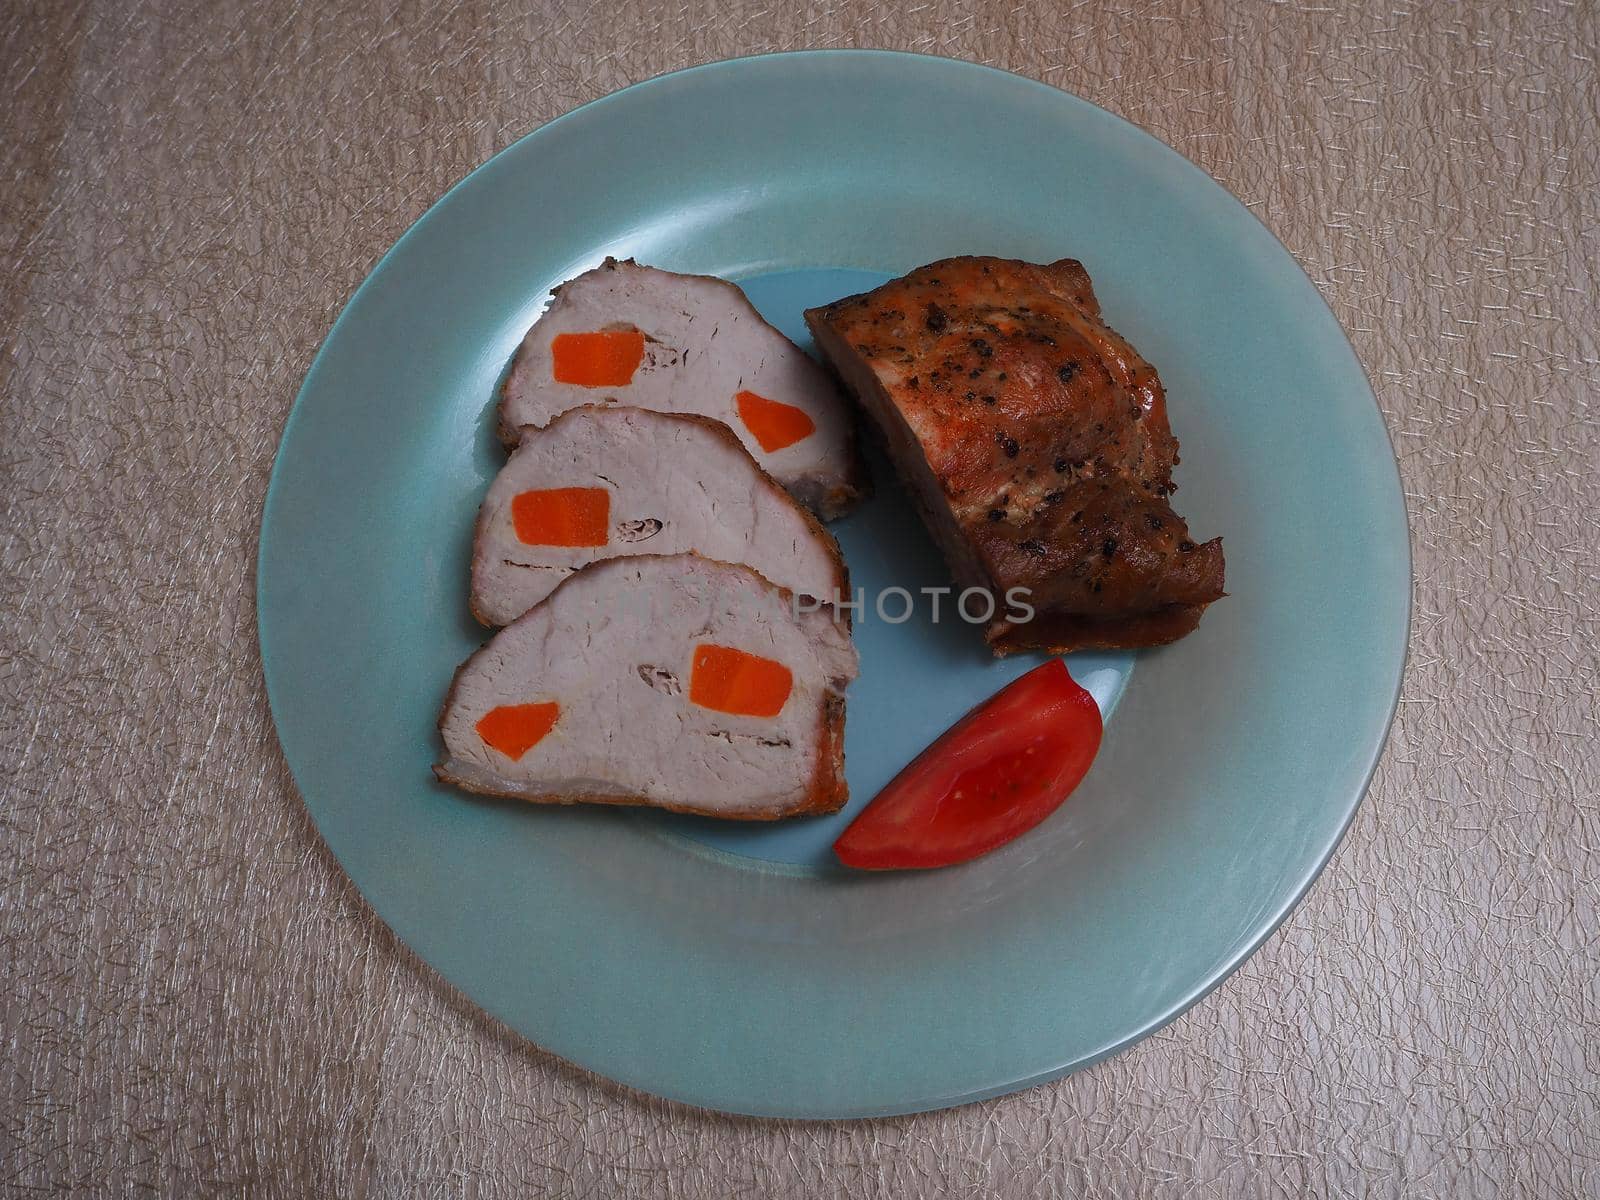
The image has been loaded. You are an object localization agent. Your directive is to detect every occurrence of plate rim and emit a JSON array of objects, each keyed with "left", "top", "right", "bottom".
[{"left": 257, "top": 48, "right": 1413, "bottom": 1119}]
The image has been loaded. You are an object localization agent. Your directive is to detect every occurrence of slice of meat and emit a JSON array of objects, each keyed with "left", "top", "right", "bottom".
[
  {"left": 500, "top": 258, "right": 867, "bottom": 519},
  {"left": 471, "top": 406, "right": 847, "bottom": 627},
  {"left": 805, "top": 256, "right": 1225, "bottom": 654},
  {"left": 436, "top": 553, "right": 858, "bottom": 819}
]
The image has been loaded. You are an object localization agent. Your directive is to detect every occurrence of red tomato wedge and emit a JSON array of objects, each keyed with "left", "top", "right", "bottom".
[{"left": 834, "top": 659, "right": 1102, "bottom": 870}]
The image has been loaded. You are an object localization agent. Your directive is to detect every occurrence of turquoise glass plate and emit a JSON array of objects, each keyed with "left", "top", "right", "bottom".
[{"left": 258, "top": 51, "right": 1409, "bottom": 1118}]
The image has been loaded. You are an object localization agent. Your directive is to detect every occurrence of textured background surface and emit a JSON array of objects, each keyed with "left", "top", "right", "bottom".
[{"left": 3, "top": 0, "right": 1597, "bottom": 1195}]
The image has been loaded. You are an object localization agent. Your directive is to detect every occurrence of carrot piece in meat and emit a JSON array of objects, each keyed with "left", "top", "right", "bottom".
[
  {"left": 735, "top": 390, "right": 816, "bottom": 453},
  {"left": 551, "top": 330, "right": 646, "bottom": 386},
  {"left": 511, "top": 487, "right": 610, "bottom": 547},
  {"left": 688, "top": 644, "right": 793, "bottom": 718},
  {"left": 476, "top": 702, "right": 560, "bottom": 760}
]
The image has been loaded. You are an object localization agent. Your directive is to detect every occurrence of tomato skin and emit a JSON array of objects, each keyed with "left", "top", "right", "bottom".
[{"left": 834, "top": 659, "right": 1103, "bottom": 871}]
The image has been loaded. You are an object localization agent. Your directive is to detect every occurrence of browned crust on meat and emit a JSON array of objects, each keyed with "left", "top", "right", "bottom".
[
  {"left": 437, "top": 552, "right": 852, "bottom": 819},
  {"left": 985, "top": 601, "right": 1209, "bottom": 655},
  {"left": 799, "top": 688, "right": 850, "bottom": 816},
  {"left": 807, "top": 314, "right": 990, "bottom": 596},
  {"left": 495, "top": 259, "right": 869, "bottom": 520},
  {"left": 807, "top": 255, "right": 1224, "bottom": 653},
  {"left": 430, "top": 767, "right": 831, "bottom": 821}
]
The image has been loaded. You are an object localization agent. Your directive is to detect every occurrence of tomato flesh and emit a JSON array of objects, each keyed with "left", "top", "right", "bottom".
[{"left": 834, "top": 659, "right": 1102, "bottom": 870}]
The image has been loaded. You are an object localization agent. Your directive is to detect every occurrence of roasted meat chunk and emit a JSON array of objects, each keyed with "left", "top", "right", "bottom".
[{"left": 806, "top": 256, "right": 1224, "bottom": 653}]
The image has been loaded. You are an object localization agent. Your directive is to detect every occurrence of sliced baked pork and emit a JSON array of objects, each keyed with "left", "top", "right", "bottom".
[
  {"left": 500, "top": 258, "right": 866, "bottom": 519},
  {"left": 436, "top": 554, "right": 858, "bottom": 819},
  {"left": 806, "top": 255, "right": 1224, "bottom": 653},
  {"left": 471, "top": 406, "right": 846, "bottom": 627}
]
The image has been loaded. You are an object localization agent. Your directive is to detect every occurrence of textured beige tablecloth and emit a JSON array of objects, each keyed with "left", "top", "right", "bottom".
[{"left": 3, "top": 1, "right": 1597, "bottom": 1195}]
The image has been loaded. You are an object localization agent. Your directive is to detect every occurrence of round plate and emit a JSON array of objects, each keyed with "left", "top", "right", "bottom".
[{"left": 259, "top": 51, "right": 1409, "bottom": 1118}]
